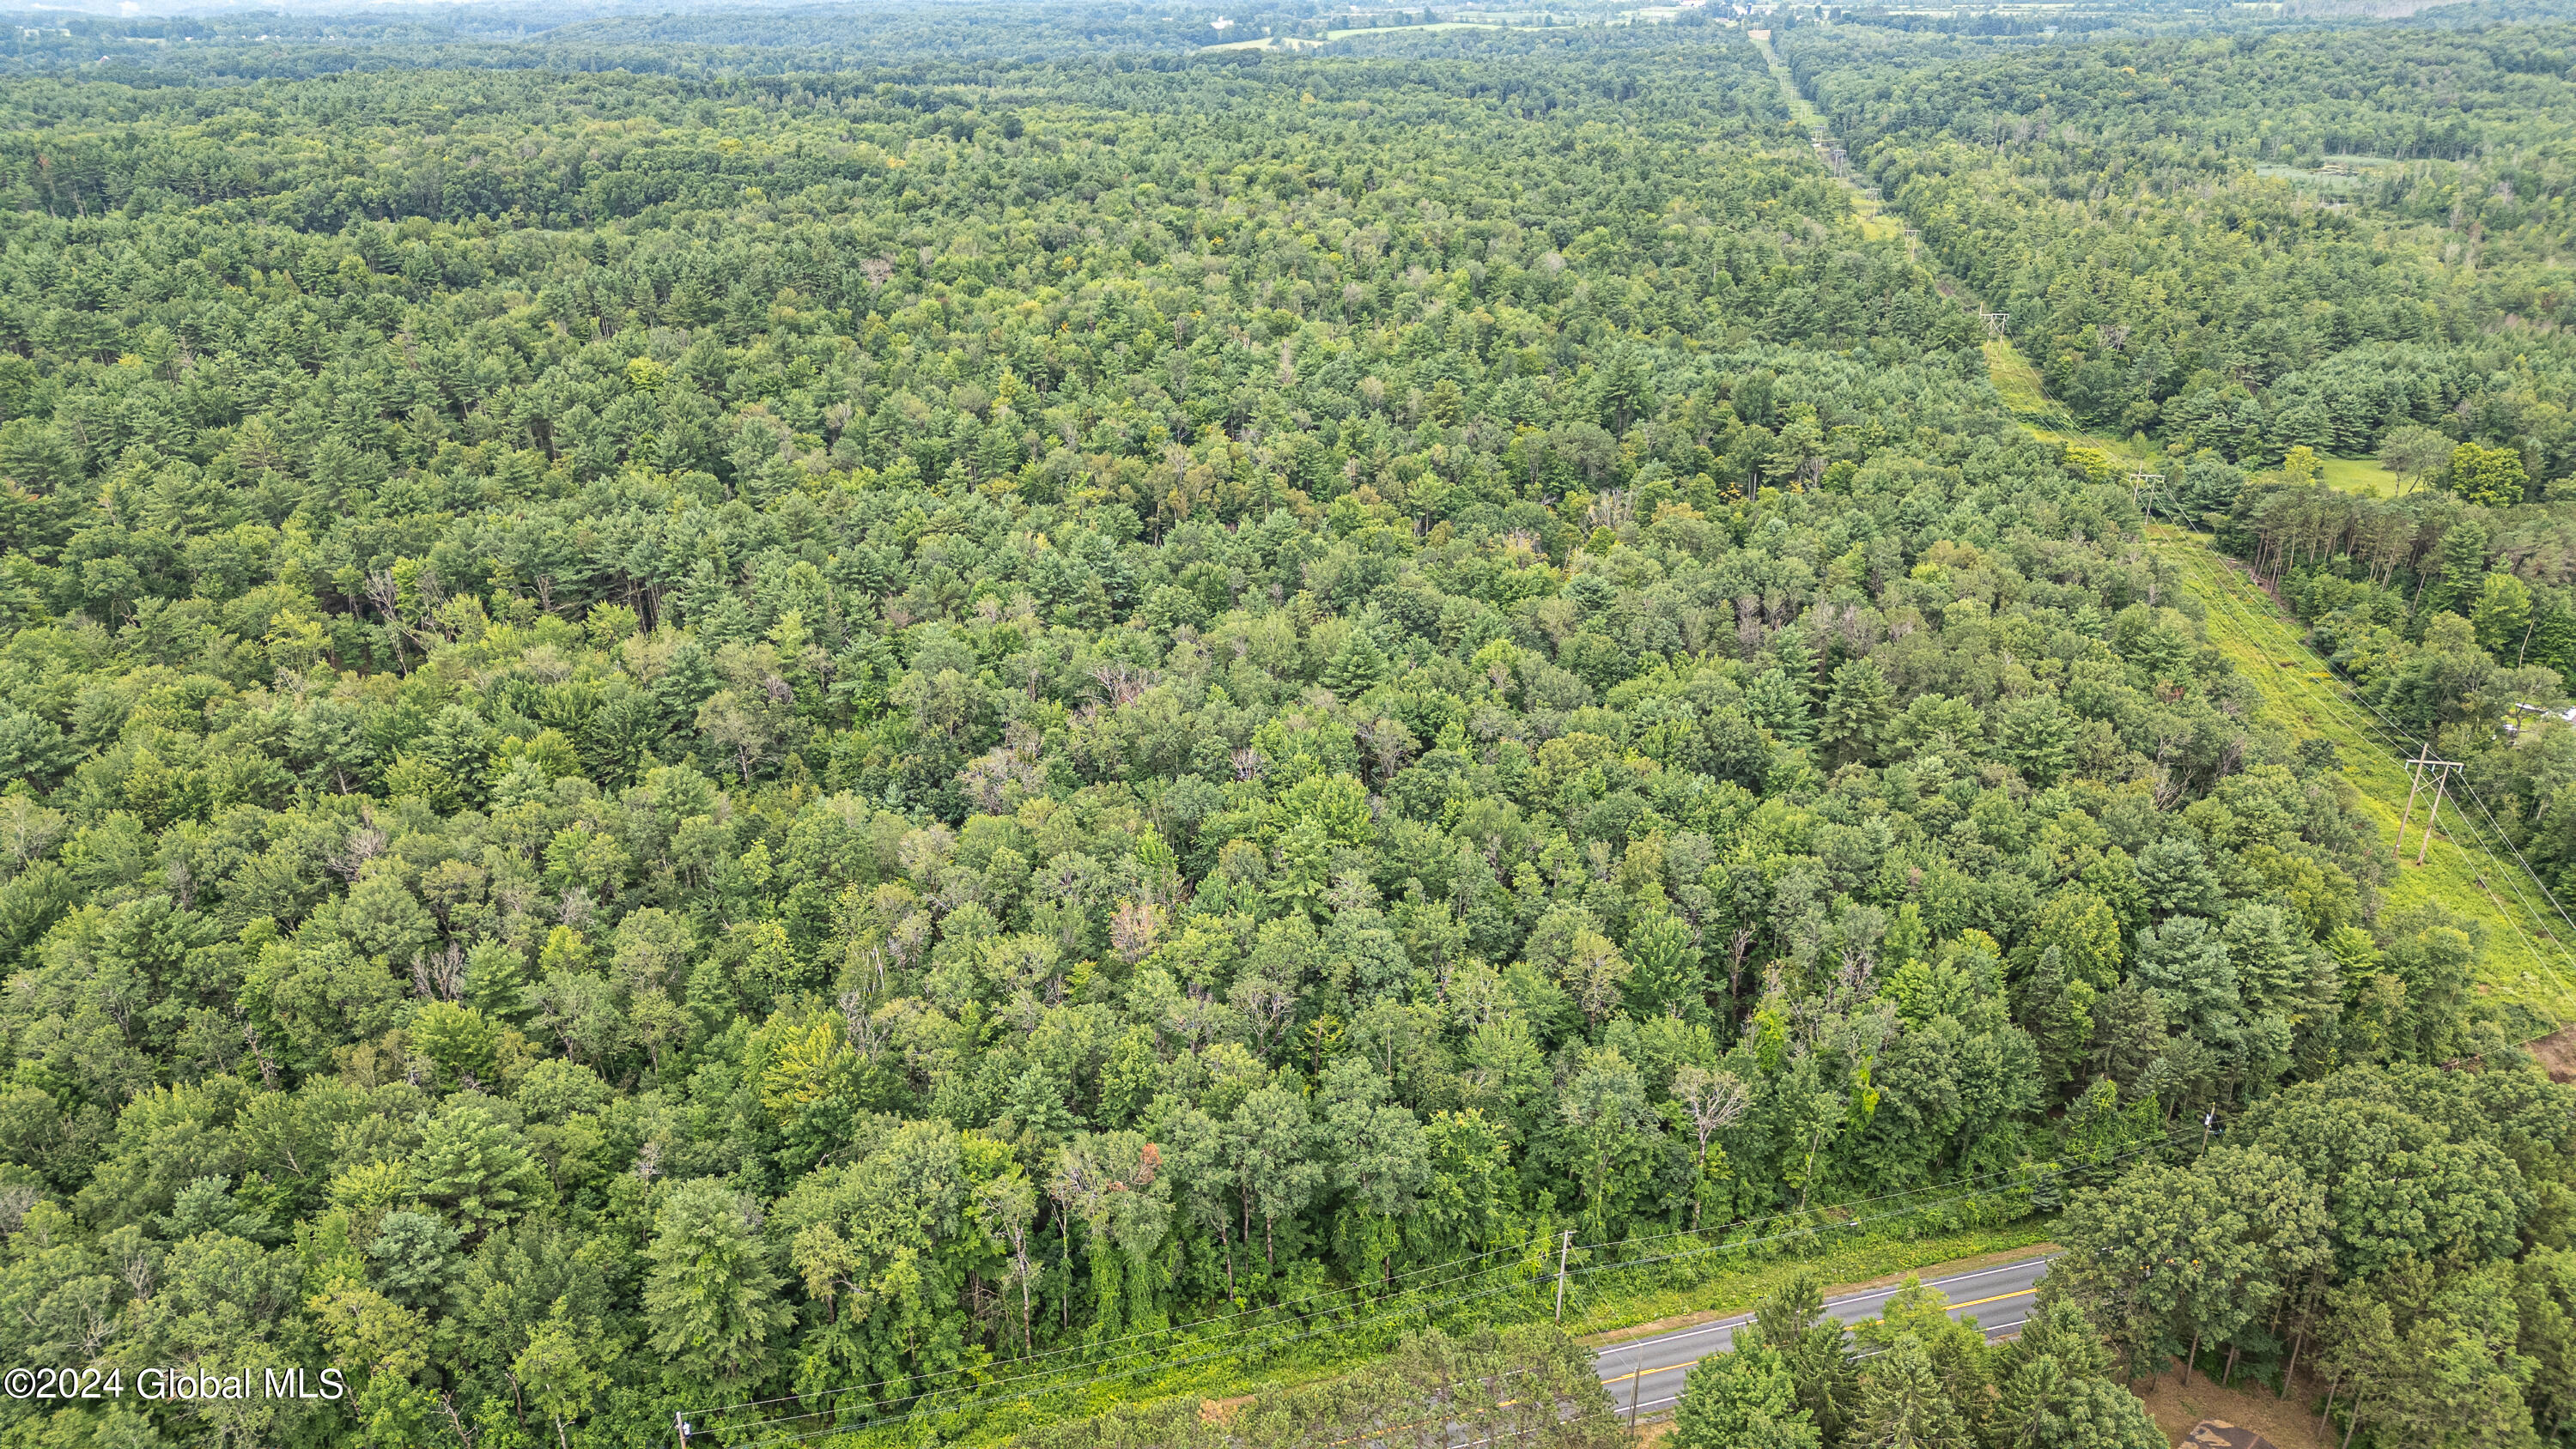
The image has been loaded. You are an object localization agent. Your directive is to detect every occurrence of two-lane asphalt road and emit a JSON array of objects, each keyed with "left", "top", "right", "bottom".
[{"left": 1590, "top": 1255, "right": 2055, "bottom": 1420}]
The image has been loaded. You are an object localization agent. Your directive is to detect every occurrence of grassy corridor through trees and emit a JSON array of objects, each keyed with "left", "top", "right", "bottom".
[
  {"left": 1960, "top": 345, "right": 2576, "bottom": 1034},
  {"left": 1051, "top": 44, "right": 2576, "bottom": 1443},
  {"left": 1752, "top": 33, "right": 1903, "bottom": 246},
  {"left": 1670, "top": 22, "right": 2576, "bottom": 1449},
  {"left": 9, "top": 9, "right": 2575, "bottom": 1449},
  {"left": 1782, "top": 58, "right": 2576, "bottom": 1039},
  {"left": 2150, "top": 530, "right": 2576, "bottom": 1029},
  {"left": 1771, "top": 32, "right": 2576, "bottom": 1036}
]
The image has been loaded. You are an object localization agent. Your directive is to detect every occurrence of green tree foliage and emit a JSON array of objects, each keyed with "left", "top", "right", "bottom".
[
  {"left": 0, "top": 5, "right": 2566, "bottom": 1446},
  {"left": 2450, "top": 444, "right": 2533, "bottom": 509},
  {"left": 1785, "top": 23, "right": 2576, "bottom": 485},
  {"left": 1990, "top": 1297, "right": 2166, "bottom": 1449},
  {"left": 2049, "top": 1062, "right": 2576, "bottom": 1449},
  {"left": 1678, "top": 1276, "right": 2154, "bottom": 1449},
  {"left": 643, "top": 1178, "right": 793, "bottom": 1388},
  {"left": 1016, "top": 1324, "right": 1621, "bottom": 1449},
  {"left": 1855, "top": 1336, "right": 1971, "bottom": 1449},
  {"left": 1675, "top": 1336, "right": 1822, "bottom": 1449}
]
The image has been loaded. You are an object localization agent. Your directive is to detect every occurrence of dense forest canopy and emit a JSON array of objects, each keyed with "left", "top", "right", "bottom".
[
  {"left": 1785, "top": 20, "right": 2576, "bottom": 477},
  {"left": 0, "top": 0, "right": 2443, "bottom": 82},
  {"left": 0, "top": 3, "right": 1722, "bottom": 77},
  {"left": 0, "top": 4, "right": 2573, "bottom": 1449}
]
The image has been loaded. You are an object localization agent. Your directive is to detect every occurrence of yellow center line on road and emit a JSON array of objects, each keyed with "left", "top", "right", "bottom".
[
  {"left": 1948, "top": 1288, "right": 2038, "bottom": 1312},
  {"left": 1596, "top": 1289, "right": 2041, "bottom": 1387}
]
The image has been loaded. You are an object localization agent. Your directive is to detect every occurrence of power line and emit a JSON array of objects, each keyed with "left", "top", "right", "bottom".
[
  {"left": 696, "top": 1154, "right": 2117, "bottom": 1426},
  {"left": 2314, "top": 673, "right": 2576, "bottom": 992},
  {"left": 1570, "top": 1132, "right": 2190, "bottom": 1280},
  {"left": 1570, "top": 1142, "right": 2139, "bottom": 1256},
  {"left": 2300, "top": 634, "right": 2576, "bottom": 955},
  {"left": 2189, "top": 546, "right": 2576, "bottom": 983},
  {"left": 2154, "top": 538, "right": 2576, "bottom": 1002},
  {"left": 2458, "top": 782, "right": 2576, "bottom": 951}
]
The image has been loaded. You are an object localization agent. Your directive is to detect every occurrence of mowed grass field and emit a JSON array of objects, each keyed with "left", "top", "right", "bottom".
[{"left": 2316, "top": 454, "right": 2400, "bottom": 496}]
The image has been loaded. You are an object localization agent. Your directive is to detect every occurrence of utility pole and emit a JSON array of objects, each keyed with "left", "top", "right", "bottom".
[
  {"left": 2395, "top": 744, "right": 2464, "bottom": 865},
  {"left": 2128, "top": 471, "right": 2166, "bottom": 519},
  {"left": 2419, "top": 764, "right": 2455, "bottom": 866},
  {"left": 2396, "top": 742, "right": 2430, "bottom": 851},
  {"left": 1629, "top": 1347, "right": 1643, "bottom": 1430},
  {"left": 2200, "top": 1109, "right": 2215, "bottom": 1152},
  {"left": 1554, "top": 1230, "right": 1573, "bottom": 1323}
]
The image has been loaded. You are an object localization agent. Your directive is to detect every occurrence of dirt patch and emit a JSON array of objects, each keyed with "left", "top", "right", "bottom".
[
  {"left": 1199, "top": 1395, "right": 1250, "bottom": 1423},
  {"left": 2528, "top": 1022, "right": 2576, "bottom": 1082},
  {"left": 1577, "top": 1243, "right": 2058, "bottom": 1349},
  {"left": 2132, "top": 1371, "right": 2333, "bottom": 1449}
]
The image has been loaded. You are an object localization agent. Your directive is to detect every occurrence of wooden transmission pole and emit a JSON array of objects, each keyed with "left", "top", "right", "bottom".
[
  {"left": 2395, "top": 743, "right": 2464, "bottom": 865},
  {"left": 2128, "top": 471, "right": 2167, "bottom": 519}
]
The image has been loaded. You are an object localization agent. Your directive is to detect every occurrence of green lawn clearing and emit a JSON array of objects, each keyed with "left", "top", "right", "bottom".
[{"left": 2315, "top": 454, "right": 2398, "bottom": 497}]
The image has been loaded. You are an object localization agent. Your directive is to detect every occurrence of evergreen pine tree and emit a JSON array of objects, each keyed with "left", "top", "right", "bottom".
[
  {"left": 1856, "top": 1337, "right": 1972, "bottom": 1449},
  {"left": 1621, "top": 907, "right": 1707, "bottom": 1021},
  {"left": 1673, "top": 1337, "right": 1822, "bottom": 1449},
  {"left": 2529, "top": 591, "right": 2576, "bottom": 676},
  {"left": 1323, "top": 629, "right": 1388, "bottom": 696},
  {"left": 1746, "top": 669, "right": 1817, "bottom": 744},
  {"left": 1820, "top": 657, "right": 1897, "bottom": 766},
  {"left": 1770, "top": 626, "right": 1820, "bottom": 703},
  {"left": 1756, "top": 1273, "right": 1860, "bottom": 1443}
]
